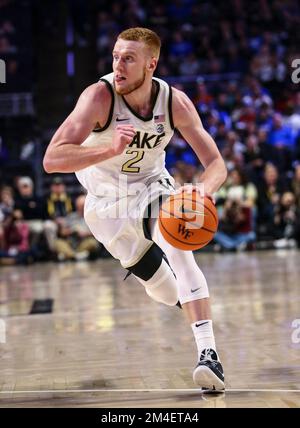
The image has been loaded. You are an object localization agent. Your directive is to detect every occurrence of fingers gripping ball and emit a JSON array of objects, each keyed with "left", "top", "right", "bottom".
[{"left": 159, "top": 190, "right": 218, "bottom": 251}]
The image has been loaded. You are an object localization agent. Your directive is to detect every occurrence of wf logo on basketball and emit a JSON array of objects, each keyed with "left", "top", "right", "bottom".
[
  {"left": 159, "top": 192, "right": 218, "bottom": 251},
  {"left": 178, "top": 223, "right": 194, "bottom": 240}
]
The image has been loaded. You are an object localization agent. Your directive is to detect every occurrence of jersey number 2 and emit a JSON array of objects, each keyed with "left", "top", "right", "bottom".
[{"left": 121, "top": 150, "right": 144, "bottom": 173}]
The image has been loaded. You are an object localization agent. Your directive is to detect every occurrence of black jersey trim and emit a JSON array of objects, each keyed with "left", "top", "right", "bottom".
[
  {"left": 121, "top": 79, "right": 160, "bottom": 122},
  {"left": 92, "top": 78, "right": 115, "bottom": 133},
  {"left": 168, "top": 84, "right": 175, "bottom": 130}
]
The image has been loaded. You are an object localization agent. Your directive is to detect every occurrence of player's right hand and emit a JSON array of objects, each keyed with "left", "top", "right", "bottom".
[{"left": 111, "top": 125, "right": 136, "bottom": 156}]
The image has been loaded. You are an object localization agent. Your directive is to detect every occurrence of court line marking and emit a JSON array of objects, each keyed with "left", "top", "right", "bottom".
[{"left": 0, "top": 389, "right": 300, "bottom": 394}]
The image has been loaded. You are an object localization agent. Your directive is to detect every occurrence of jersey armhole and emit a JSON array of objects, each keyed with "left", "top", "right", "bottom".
[
  {"left": 168, "top": 84, "right": 175, "bottom": 131},
  {"left": 93, "top": 78, "right": 115, "bottom": 133}
]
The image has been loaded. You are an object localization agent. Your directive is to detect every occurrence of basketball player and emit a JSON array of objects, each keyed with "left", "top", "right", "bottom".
[{"left": 43, "top": 28, "right": 227, "bottom": 392}]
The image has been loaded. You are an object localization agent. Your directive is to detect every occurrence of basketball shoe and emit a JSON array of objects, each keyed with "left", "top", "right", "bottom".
[{"left": 193, "top": 348, "right": 225, "bottom": 392}]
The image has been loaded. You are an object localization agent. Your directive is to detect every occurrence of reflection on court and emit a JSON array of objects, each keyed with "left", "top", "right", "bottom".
[{"left": 0, "top": 249, "right": 299, "bottom": 407}]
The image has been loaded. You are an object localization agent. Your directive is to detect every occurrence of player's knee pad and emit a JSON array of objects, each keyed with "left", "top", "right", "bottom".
[
  {"left": 127, "top": 243, "right": 178, "bottom": 306},
  {"left": 151, "top": 218, "right": 209, "bottom": 304},
  {"left": 141, "top": 258, "right": 179, "bottom": 306}
]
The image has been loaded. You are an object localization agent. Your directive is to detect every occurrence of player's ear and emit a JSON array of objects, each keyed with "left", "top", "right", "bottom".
[{"left": 147, "top": 58, "right": 157, "bottom": 71}]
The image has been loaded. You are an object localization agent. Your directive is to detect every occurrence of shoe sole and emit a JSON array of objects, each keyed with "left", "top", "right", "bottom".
[{"left": 193, "top": 365, "right": 225, "bottom": 392}]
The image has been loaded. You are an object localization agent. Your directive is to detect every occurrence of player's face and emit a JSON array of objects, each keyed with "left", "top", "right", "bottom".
[{"left": 112, "top": 39, "right": 154, "bottom": 95}]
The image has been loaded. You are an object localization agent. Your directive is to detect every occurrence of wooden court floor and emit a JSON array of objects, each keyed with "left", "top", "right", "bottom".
[{"left": 0, "top": 249, "right": 299, "bottom": 408}]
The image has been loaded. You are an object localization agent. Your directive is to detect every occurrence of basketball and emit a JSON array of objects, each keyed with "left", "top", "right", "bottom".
[{"left": 159, "top": 190, "right": 218, "bottom": 251}]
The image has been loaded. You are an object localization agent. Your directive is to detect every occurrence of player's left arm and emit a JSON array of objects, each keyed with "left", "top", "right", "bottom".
[{"left": 172, "top": 87, "right": 227, "bottom": 195}]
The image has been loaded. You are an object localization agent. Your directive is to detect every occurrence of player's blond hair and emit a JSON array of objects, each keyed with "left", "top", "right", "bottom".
[{"left": 117, "top": 27, "right": 161, "bottom": 59}]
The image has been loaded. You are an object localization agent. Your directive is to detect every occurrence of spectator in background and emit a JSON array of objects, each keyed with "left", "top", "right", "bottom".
[
  {"left": 268, "top": 113, "right": 296, "bottom": 171},
  {"left": 244, "top": 78, "right": 273, "bottom": 110},
  {"left": 52, "top": 194, "right": 100, "bottom": 261},
  {"left": 46, "top": 177, "right": 73, "bottom": 219},
  {"left": 44, "top": 176, "right": 74, "bottom": 257},
  {"left": 193, "top": 79, "right": 213, "bottom": 114},
  {"left": 223, "top": 167, "right": 257, "bottom": 208},
  {"left": 215, "top": 167, "right": 258, "bottom": 239},
  {"left": 0, "top": 208, "right": 32, "bottom": 265},
  {"left": 214, "top": 122, "right": 228, "bottom": 152},
  {"left": 257, "top": 162, "right": 288, "bottom": 239},
  {"left": 204, "top": 110, "right": 220, "bottom": 139},
  {"left": 231, "top": 97, "right": 257, "bottom": 130},
  {"left": 243, "top": 133, "right": 273, "bottom": 183},
  {"left": 214, "top": 93, "right": 232, "bottom": 128},
  {"left": 256, "top": 103, "right": 273, "bottom": 130},
  {"left": 273, "top": 192, "right": 298, "bottom": 248},
  {"left": 0, "top": 185, "right": 14, "bottom": 221},
  {"left": 15, "top": 177, "right": 45, "bottom": 219},
  {"left": 14, "top": 176, "right": 48, "bottom": 256},
  {"left": 213, "top": 198, "right": 256, "bottom": 252},
  {"left": 221, "top": 131, "right": 245, "bottom": 170}
]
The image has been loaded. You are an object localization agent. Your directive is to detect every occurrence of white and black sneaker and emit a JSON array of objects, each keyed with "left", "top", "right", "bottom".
[{"left": 193, "top": 348, "right": 225, "bottom": 393}]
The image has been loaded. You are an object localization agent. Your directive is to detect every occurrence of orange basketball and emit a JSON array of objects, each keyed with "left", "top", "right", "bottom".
[{"left": 159, "top": 190, "right": 218, "bottom": 251}]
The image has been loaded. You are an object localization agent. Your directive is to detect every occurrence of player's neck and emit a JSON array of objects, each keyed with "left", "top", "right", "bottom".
[{"left": 123, "top": 80, "right": 155, "bottom": 117}]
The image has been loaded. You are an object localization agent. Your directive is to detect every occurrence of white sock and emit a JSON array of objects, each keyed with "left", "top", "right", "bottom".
[{"left": 191, "top": 319, "right": 218, "bottom": 361}]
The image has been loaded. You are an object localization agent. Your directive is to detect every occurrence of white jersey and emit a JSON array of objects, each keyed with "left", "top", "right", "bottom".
[{"left": 75, "top": 72, "right": 175, "bottom": 196}]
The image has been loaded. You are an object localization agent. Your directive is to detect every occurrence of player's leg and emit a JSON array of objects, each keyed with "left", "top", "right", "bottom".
[
  {"left": 83, "top": 194, "right": 179, "bottom": 307},
  {"left": 126, "top": 242, "right": 179, "bottom": 306},
  {"left": 150, "top": 217, "right": 225, "bottom": 391}
]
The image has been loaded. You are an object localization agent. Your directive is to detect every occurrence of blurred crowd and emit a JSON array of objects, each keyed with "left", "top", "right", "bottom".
[
  {"left": 1, "top": 0, "right": 300, "bottom": 263},
  {"left": 166, "top": 75, "right": 300, "bottom": 251},
  {"left": 95, "top": 0, "right": 299, "bottom": 81},
  {"left": 0, "top": 176, "right": 107, "bottom": 265},
  {"left": 1, "top": 163, "right": 299, "bottom": 266}
]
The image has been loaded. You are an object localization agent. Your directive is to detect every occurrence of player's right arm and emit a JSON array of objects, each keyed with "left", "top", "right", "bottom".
[{"left": 43, "top": 82, "right": 135, "bottom": 173}]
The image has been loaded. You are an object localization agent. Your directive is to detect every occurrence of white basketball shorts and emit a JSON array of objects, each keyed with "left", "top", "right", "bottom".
[{"left": 83, "top": 175, "right": 175, "bottom": 268}]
